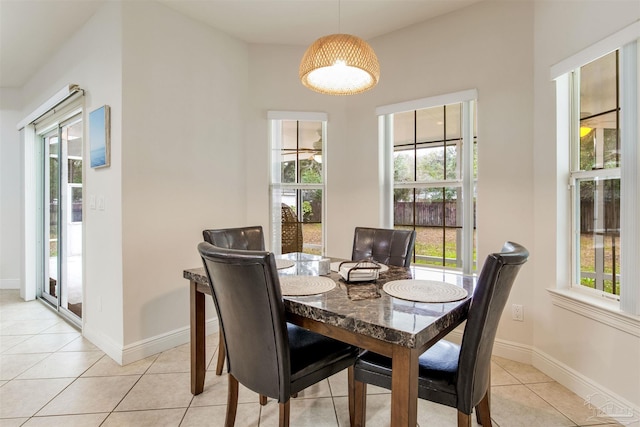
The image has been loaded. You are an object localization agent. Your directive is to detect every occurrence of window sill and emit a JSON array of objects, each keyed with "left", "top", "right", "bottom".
[{"left": 547, "top": 288, "right": 640, "bottom": 338}]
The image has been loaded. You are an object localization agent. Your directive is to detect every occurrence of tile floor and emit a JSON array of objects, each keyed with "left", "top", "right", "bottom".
[{"left": 0, "top": 290, "right": 627, "bottom": 427}]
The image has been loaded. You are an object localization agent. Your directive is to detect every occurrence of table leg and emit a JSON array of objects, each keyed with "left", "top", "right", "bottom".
[
  {"left": 390, "top": 346, "right": 419, "bottom": 427},
  {"left": 190, "top": 280, "right": 206, "bottom": 395}
]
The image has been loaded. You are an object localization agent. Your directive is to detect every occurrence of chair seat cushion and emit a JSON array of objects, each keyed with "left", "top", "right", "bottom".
[
  {"left": 287, "top": 324, "right": 358, "bottom": 391},
  {"left": 355, "top": 339, "right": 460, "bottom": 406}
]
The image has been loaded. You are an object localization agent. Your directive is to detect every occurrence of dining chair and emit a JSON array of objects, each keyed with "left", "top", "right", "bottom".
[
  {"left": 351, "top": 227, "right": 416, "bottom": 267},
  {"left": 351, "top": 241, "right": 529, "bottom": 427},
  {"left": 281, "top": 204, "right": 303, "bottom": 254},
  {"left": 198, "top": 242, "right": 359, "bottom": 427},
  {"left": 202, "top": 225, "right": 265, "bottom": 252},
  {"left": 201, "top": 226, "right": 267, "bottom": 402}
]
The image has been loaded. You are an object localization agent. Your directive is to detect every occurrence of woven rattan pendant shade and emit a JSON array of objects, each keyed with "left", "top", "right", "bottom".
[{"left": 299, "top": 33, "right": 380, "bottom": 95}]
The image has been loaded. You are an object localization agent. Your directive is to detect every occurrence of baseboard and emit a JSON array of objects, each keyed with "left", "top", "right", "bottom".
[
  {"left": 120, "top": 318, "right": 219, "bottom": 366},
  {"left": 446, "top": 332, "right": 638, "bottom": 424},
  {"left": 84, "top": 318, "right": 219, "bottom": 366},
  {"left": 0, "top": 279, "right": 20, "bottom": 289},
  {"left": 82, "top": 323, "right": 129, "bottom": 365},
  {"left": 532, "top": 349, "right": 640, "bottom": 426}
]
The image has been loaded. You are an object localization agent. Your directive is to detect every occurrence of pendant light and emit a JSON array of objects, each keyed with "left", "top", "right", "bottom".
[{"left": 299, "top": 2, "right": 380, "bottom": 95}]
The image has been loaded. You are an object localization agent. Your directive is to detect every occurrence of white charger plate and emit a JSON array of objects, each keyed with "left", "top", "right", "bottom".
[{"left": 382, "top": 280, "right": 468, "bottom": 303}]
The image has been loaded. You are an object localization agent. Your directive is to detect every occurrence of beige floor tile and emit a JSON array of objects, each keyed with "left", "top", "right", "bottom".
[
  {"left": 0, "top": 353, "right": 50, "bottom": 380},
  {"left": 0, "top": 290, "right": 22, "bottom": 304},
  {"left": 365, "top": 383, "right": 392, "bottom": 395},
  {"left": 21, "top": 413, "right": 109, "bottom": 426},
  {"left": 41, "top": 321, "right": 79, "bottom": 334},
  {"left": 0, "top": 319, "right": 60, "bottom": 336},
  {"left": 491, "top": 360, "right": 521, "bottom": 386},
  {"left": 0, "top": 335, "right": 30, "bottom": 353},
  {"left": 492, "top": 356, "right": 554, "bottom": 384},
  {"left": 0, "top": 418, "right": 29, "bottom": 427},
  {"left": 82, "top": 354, "right": 156, "bottom": 377},
  {"left": 3, "top": 333, "right": 79, "bottom": 354},
  {"left": 332, "top": 396, "right": 352, "bottom": 427},
  {"left": 0, "top": 303, "right": 59, "bottom": 322},
  {"left": 182, "top": 403, "right": 261, "bottom": 427},
  {"left": 17, "top": 351, "right": 103, "bottom": 379},
  {"left": 0, "top": 378, "right": 74, "bottom": 418},
  {"left": 417, "top": 398, "right": 472, "bottom": 427},
  {"left": 37, "top": 375, "right": 140, "bottom": 415},
  {"left": 101, "top": 408, "right": 186, "bottom": 426},
  {"left": 296, "top": 378, "right": 332, "bottom": 399},
  {"left": 259, "top": 396, "right": 339, "bottom": 427},
  {"left": 58, "top": 336, "right": 102, "bottom": 352},
  {"left": 336, "top": 393, "right": 391, "bottom": 427},
  {"left": 147, "top": 342, "right": 213, "bottom": 374},
  {"left": 529, "top": 382, "right": 626, "bottom": 426},
  {"left": 190, "top": 371, "right": 265, "bottom": 407},
  {"left": 115, "top": 372, "right": 193, "bottom": 411},
  {"left": 491, "top": 384, "right": 576, "bottom": 427},
  {"left": 328, "top": 370, "right": 349, "bottom": 397}
]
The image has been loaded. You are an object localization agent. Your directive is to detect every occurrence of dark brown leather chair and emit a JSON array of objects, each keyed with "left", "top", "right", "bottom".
[
  {"left": 351, "top": 227, "right": 416, "bottom": 267},
  {"left": 351, "top": 241, "right": 529, "bottom": 427},
  {"left": 198, "top": 242, "right": 359, "bottom": 427},
  {"left": 202, "top": 226, "right": 265, "bottom": 384},
  {"left": 203, "top": 225, "right": 265, "bottom": 252}
]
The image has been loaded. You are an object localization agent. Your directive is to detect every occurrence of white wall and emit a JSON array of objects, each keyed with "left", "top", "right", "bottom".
[
  {"left": 12, "top": 1, "right": 249, "bottom": 363},
  {"left": 532, "top": 0, "right": 640, "bottom": 411},
  {"left": 18, "top": 2, "right": 125, "bottom": 356},
  {"left": 119, "top": 2, "right": 249, "bottom": 357},
  {"left": 0, "top": 89, "right": 23, "bottom": 290},
  {"left": 246, "top": 0, "right": 536, "bottom": 347}
]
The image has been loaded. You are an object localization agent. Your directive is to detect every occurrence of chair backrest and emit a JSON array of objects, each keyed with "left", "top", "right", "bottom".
[
  {"left": 202, "top": 226, "right": 265, "bottom": 251},
  {"left": 351, "top": 227, "right": 416, "bottom": 267},
  {"left": 281, "top": 204, "right": 303, "bottom": 253},
  {"left": 197, "top": 242, "right": 291, "bottom": 400},
  {"left": 456, "top": 241, "right": 529, "bottom": 413}
]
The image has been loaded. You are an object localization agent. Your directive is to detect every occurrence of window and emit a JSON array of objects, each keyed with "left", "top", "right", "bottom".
[
  {"left": 378, "top": 91, "right": 477, "bottom": 274},
  {"left": 268, "top": 112, "right": 326, "bottom": 255},
  {"left": 553, "top": 23, "right": 639, "bottom": 316},
  {"left": 570, "top": 51, "right": 620, "bottom": 296}
]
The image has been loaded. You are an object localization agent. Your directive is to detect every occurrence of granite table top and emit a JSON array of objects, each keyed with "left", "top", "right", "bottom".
[{"left": 184, "top": 259, "right": 474, "bottom": 350}]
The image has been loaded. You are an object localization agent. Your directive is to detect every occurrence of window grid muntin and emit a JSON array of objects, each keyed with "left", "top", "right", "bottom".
[{"left": 392, "top": 103, "right": 476, "bottom": 271}]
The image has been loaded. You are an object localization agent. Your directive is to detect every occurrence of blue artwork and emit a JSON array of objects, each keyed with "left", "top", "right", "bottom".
[{"left": 90, "top": 105, "right": 110, "bottom": 168}]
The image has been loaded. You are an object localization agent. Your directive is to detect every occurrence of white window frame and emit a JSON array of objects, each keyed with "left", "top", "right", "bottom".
[
  {"left": 267, "top": 111, "right": 327, "bottom": 255},
  {"left": 377, "top": 89, "right": 477, "bottom": 274},
  {"left": 550, "top": 22, "right": 640, "bottom": 322}
]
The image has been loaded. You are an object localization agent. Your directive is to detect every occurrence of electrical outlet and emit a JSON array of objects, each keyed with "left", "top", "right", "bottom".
[{"left": 512, "top": 304, "right": 523, "bottom": 321}]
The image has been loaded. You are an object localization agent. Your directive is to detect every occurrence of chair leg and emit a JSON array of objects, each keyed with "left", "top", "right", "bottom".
[
  {"left": 216, "top": 331, "right": 226, "bottom": 375},
  {"left": 279, "top": 400, "right": 290, "bottom": 427},
  {"left": 457, "top": 411, "right": 472, "bottom": 427},
  {"left": 476, "top": 372, "right": 491, "bottom": 424},
  {"left": 475, "top": 390, "right": 492, "bottom": 426},
  {"left": 347, "top": 366, "right": 355, "bottom": 427},
  {"left": 225, "top": 374, "right": 239, "bottom": 427},
  {"left": 353, "top": 379, "right": 367, "bottom": 427}
]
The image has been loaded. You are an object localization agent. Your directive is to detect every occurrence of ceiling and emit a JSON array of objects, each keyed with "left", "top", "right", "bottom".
[{"left": 0, "top": 0, "right": 481, "bottom": 88}]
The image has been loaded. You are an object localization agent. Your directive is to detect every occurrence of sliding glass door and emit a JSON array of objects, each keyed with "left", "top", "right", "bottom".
[{"left": 39, "top": 113, "right": 83, "bottom": 323}]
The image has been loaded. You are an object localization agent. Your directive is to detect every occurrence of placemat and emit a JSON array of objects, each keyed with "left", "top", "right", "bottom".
[
  {"left": 330, "top": 261, "right": 389, "bottom": 273},
  {"left": 382, "top": 280, "right": 468, "bottom": 303},
  {"left": 275, "top": 259, "right": 295, "bottom": 270},
  {"left": 279, "top": 275, "right": 336, "bottom": 296}
]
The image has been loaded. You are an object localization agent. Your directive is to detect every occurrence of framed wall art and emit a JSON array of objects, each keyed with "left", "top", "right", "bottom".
[{"left": 89, "top": 105, "right": 110, "bottom": 168}]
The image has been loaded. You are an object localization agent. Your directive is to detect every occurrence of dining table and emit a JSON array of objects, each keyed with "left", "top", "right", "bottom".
[{"left": 183, "top": 252, "right": 474, "bottom": 427}]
